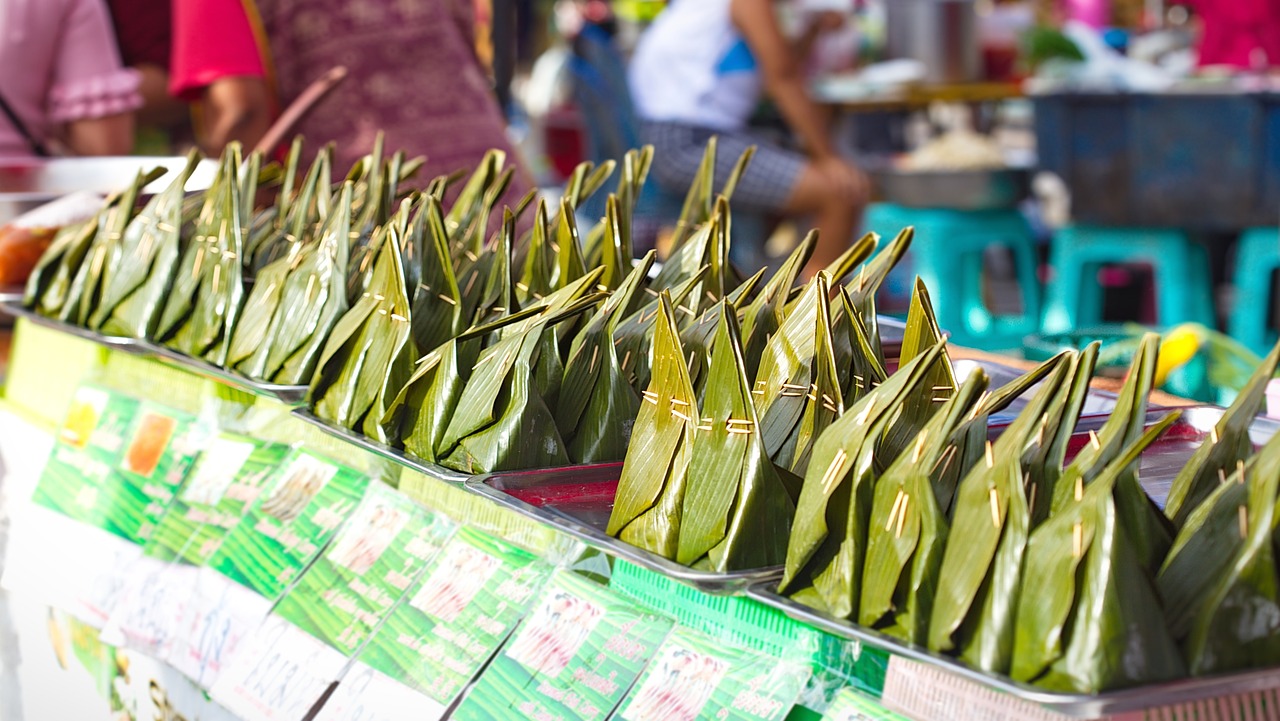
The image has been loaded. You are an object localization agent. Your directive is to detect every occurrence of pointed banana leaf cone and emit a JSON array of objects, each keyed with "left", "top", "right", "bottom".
[
  {"left": 882, "top": 278, "right": 957, "bottom": 461},
  {"left": 780, "top": 343, "right": 948, "bottom": 620},
  {"left": 155, "top": 151, "right": 248, "bottom": 365},
  {"left": 651, "top": 196, "right": 733, "bottom": 304},
  {"left": 436, "top": 275, "right": 604, "bottom": 473},
  {"left": 60, "top": 172, "right": 149, "bottom": 327},
  {"left": 681, "top": 268, "right": 764, "bottom": 403},
  {"left": 607, "top": 292, "right": 702, "bottom": 560},
  {"left": 739, "top": 232, "right": 817, "bottom": 379},
  {"left": 668, "top": 139, "right": 754, "bottom": 250},
  {"left": 613, "top": 268, "right": 709, "bottom": 392},
  {"left": 1164, "top": 339, "right": 1280, "bottom": 527},
  {"left": 556, "top": 252, "right": 655, "bottom": 464},
  {"left": 1011, "top": 413, "right": 1185, "bottom": 692},
  {"left": 518, "top": 200, "right": 557, "bottom": 304},
  {"left": 1159, "top": 429, "right": 1280, "bottom": 676},
  {"left": 90, "top": 152, "right": 200, "bottom": 337},
  {"left": 407, "top": 194, "right": 464, "bottom": 356},
  {"left": 860, "top": 371, "right": 990, "bottom": 644},
  {"left": 27, "top": 216, "right": 99, "bottom": 318},
  {"left": 781, "top": 276, "right": 844, "bottom": 477},
  {"left": 676, "top": 302, "right": 795, "bottom": 572},
  {"left": 831, "top": 286, "right": 888, "bottom": 405},
  {"left": 928, "top": 350, "right": 1080, "bottom": 671},
  {"left": 229, "top": 184, "right": 353, "bottom": 384},
  {"left": 308, "top": 228, "right": 416, "bottom": 441}
]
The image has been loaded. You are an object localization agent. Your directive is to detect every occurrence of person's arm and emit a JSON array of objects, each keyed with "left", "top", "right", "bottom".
[
  {"left": 729, "top": 0, "right": 834, "bottom": 159},
  {"left": 65, "top": 113, "right": 135, "bottom": 156},
  {"left": 198, "top": 76, "right": 272, "bottom": 156}
]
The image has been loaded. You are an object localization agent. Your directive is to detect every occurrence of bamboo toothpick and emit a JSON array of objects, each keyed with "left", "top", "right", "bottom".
[
  {"left": 1088, "top": 431, "right": 1101, "bottom": 451},
  {"left": 989, "top": 488, "right": 1001, "bottom": 528},
  {"left": 1072, "top": 521, "right": 1084, "bottom": 558},
  {"left": 1075, "top": 476, "right": 1084, "bottom": 502},
  {"left": 984, "top": 441, "right": 994, "bottom": 468},
  {"left": 896, "top": 494, "right": 910, "bottom": 539},
  {"left": 1239, "top": 505, "right": 1249, "bottom": 539},
  {"left": 887, "top": 490, "right": 906, "bottom": 532},
  {"left": 821, "top": 449, "right": 849, "bottom": 495}
]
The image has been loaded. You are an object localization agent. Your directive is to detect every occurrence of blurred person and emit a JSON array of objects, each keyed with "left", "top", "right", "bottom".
[
  {"left": 105, "top": 0, "right": 190, "bottom": 143},
  {"left": 0, "top": 0, "right": 141, "bottom": 158},
  {"left": 1184, "top": 0, "right": 1280, "bottom": 69},
  {"left": 629, "top": 0, "right": 870, "bottom": 276},
  {"left": 170, "top": 0, "right": 532, "bottom": 201}
]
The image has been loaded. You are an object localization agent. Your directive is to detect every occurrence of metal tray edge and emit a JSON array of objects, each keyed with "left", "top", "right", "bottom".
[
  {"left": 289, "top": 408, "right": 472, "bottom": 484},
  {"left": 744, "top": 581, "right": 1280, "bottom": 718},
  {"left": 464, "top": 476, "right": 781, "bottom": 595}
]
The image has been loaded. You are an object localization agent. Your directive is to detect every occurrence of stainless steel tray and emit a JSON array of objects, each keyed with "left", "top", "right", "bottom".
[
  {"left": 290, "top": 409, "right": 472, "bottom": 484},
  {"left": 869, "top": 165, "right": 1033, "bottom": 211},
  {"left": 0, "top": 156, "right": 219, "bottom": 224},
  {"left": 0, "top": 299, "right": 308, "bottom": 404},
  {"left": 747, "top": 581, "right": 1280, "bottom": 719},
  {"left": 141, "top": 342, "right": 308, "bottom": 404},
  {"left": 467, "top": 466, "right": 783, "bottom": 594}
]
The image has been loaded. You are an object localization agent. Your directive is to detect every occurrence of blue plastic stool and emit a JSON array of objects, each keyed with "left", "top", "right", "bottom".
[
  {"left": 1228, "top": 227, "right": 1280, "bottom": 355},
  {"left": 863, "top": 203, "right": 1041, "bottom": 350},
  {"left": 1042, "top": 226, "right": 1216, "bottom": 335}
]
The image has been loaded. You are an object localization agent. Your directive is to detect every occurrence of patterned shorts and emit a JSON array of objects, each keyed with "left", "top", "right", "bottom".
[{"left": 641, "top": 120, "right": 807, "bottom": 215}]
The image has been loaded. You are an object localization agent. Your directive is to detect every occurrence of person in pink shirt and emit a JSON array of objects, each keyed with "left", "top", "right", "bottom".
[
  {"left": 0, "top": 0, "right": 141, "bottom": 158},
  {"left": 1187, "top": 0, "right": 1280, "bottom": 69}
]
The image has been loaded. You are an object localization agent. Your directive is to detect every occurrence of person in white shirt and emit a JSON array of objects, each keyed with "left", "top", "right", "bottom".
[{"left": 629, "top": 0, "right": 869, "bottom": 276}]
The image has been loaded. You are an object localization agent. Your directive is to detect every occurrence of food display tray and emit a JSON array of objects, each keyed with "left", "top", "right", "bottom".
[
  {"left": 746, "top": 582, "right": 1280, "bottom": 720},
  {"left": 289, "top": 409, "right": 473, "bottom": 484},
  {"left": 0, "top": 300, "right": 309, "bottom": 404},
  {"left": 466, "top": 465, "right": 783, "bottom": 594}
]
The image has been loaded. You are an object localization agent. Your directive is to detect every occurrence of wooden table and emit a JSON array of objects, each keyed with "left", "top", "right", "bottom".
[{"left": 816, "top": 81, "right": 1025, "bottom": 113}]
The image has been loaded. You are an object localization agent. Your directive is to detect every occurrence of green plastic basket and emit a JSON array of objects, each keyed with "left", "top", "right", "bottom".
[{"left": 608, "top": 561, "right": 888, "bottom": 697}]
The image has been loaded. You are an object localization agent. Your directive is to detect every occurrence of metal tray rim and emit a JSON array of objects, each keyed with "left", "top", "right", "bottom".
[
  {"left": 465, "top": 475, "right": 782, "bottom": 595},
  {"left": 1, "top": 300, "right": 142, "bottom": 350},
  {"left": 745, "top": 581, "right": 1280, "bottom": 718},
  {"left": 290, "top": 408, "right": 472, "bottom": 484}
]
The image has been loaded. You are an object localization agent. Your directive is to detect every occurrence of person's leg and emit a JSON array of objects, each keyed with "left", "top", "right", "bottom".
[{"left": 783, "top": 157, "right": 869, "bottom": 277}]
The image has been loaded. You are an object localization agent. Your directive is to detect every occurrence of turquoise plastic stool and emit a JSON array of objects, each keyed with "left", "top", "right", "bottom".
[
  {"left": 863, "top": 203, "right": 1041, "bottom": 350},
  {"left": 1228, "top": 227, "right": 1280, "bottom": 356},
  {"left": 1041, "top": 226, "right": 1216, "bottom": 335}
]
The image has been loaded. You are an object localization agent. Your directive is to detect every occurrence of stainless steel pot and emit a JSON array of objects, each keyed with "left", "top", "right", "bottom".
[{"left": 885, "top": 0, "right": 981, "bottom": 84}]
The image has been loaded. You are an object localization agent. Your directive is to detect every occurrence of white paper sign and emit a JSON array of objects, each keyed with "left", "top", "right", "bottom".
[
  {"left": 209, "top": 614, "right": 348, "bottom": 721},
  {"left": 165, "top": 568, "right": 273, "bottom": 688},
  {"left": 312, "top": 662, "right": 448, "bottom": 721}
]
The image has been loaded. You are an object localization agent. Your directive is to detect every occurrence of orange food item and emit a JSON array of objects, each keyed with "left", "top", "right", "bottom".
[
  {"left": 0, "top": 224, "right": 56, "bottom": 286},
  {"left": 125, "top": 413, "right": 177, "bottom": 478}
]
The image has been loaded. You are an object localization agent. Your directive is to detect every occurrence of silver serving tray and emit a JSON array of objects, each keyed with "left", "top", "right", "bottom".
[
  {"left": 747, "top": 581, "right": 1280, "bottom": 719},
  {"left": 869, "top": 165, "right": 1033, "bottom": 211},
  {"left": 290, "top": 409, "right": 472, "bottom": 484},
  {"left": 0, "top": 299, "right": 308, "bottom": 404},
  {"left": 466, "top": 467, "right": 783, "bottom": 594}
]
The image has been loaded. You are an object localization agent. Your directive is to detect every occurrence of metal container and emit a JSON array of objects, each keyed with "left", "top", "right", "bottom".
[
  {"left": 886, "top": 0, "right": 981, "bottom": 84},
  {"left": 466, "top": 467, "right": 784, "bottom": 594},
  {"left": 0, "top": 156, "right": 218, "bottom": 225},
  {"left": 291, "top": 409, "right": 472, "bottom": 484},
  {"left": 870, "top": 165, "right": 1033, "bottom": 210}
]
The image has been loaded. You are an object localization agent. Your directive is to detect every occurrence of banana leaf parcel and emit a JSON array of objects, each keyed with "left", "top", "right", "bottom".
[
  {"left": 309, "top": 227, "right": 416, "bottom": 442},
  {"left": 1164, "top": 340, "right": 1280, "bottom": 527},
  {"left": 1159, "top": 430, "right": 1280, "bottom": 676},
  {"left": 676, "top": 302, "right": 795, "bottom": 572},
  {"left": 1011, "top": 413, "right": 1185, "bottom": 693},
  {"left": 860, "top": 371, "right": 989, "bottom": 644},
  {"left": 607, "top": 292, "right": 702, "bottom": 560},
  {"left": 779, "top": 343, "right": 948, "bottom": 620}
]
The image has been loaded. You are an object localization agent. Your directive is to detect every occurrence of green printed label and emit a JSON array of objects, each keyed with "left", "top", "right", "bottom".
[
  {"left": 274, "top": 483, "right": 455, "bottom": 655},
  {"left": 453, "top": 570, "right": 673, "bottom": 721},
  {"left": 208, "top": 450, "right": 368, "bottom": 600},
  {"left": 820, "top": 687, "right": 910, "bottom": 721},
  {"left": 31, "top": 385, "right": 139, "bottom": 526},
  {"left": 357, "top": 528, "right": 550, "bottom": 710},
  {"left": 147, "top": 434, "right": 292, "bottom": 566},
  {"left": 101, "top": 402, "right": 206, "bottom": 544},
  {"left": 614, "top": 627, "right": 810, "bottom": 721}
]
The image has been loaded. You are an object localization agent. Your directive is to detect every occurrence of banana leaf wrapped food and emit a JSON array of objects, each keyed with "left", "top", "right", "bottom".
[
  {"left": 227, "top": 183, "right": 353, "bottom": 384},
  {"left": 309, "top": 223, "right": 416, "bottom": 443},
  {"left": 89, "top": 152, "right": 200, "bottom": 338},
  {"left": 1010, "top": 412, "right": 1186, "bottom": 693},
  {"left": 155, "top": 149, "right": 259, "bottom": 365},
  {"left": 607, "top": 292, "right": 701, "bottom": 560},
  {"left": 859, "top": 370, "right": 990, "bottom": 644},
  {"left": 675, "top": 301, "right": 796, "bottom": 572},
  {"left": 612, "top": 268, "right": 709, "bottom": 392},
  {"left": 780, "top": 343, "right": 948, "bottom": 620},
  {"left": 1163, "top": 340, "right": 1280, "bottom": 527},
  {"left": 1158, "top": 430, "right": 1280, "bottom": 677}
]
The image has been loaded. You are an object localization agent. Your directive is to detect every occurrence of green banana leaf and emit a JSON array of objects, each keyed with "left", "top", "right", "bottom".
[
  {"left": 556, "top": 252, "right": 656, "bottom": 464},
  {"left": 60, "top": 172, "right": 147, "bottom": 326},
  {"left": 607, "top": 292, "right": 701, "bottom": 560},
  {"left": 407, "top": 194, "right": 465, "bottom": 354},
  {"left": 832, "top": 286, "right": 888, "bottom": 404},
  {"left": 309, "top": 229, "right": 415, "bottom": 441},
  {"left": 518, "top": 200, "right": 556, "bottom": 303},
  {"left": 738, "top": 231, "right": 816, "bottom": 380},
  {"left": 783, "top": 275, "right": 844, "bottom": 477},
  {"left": 91, "top": 152, "right": 200, "bottom": 337},
  {"left": 843, "top": 227, "right": 914, "bottom": 366},
  {"left": 681, "top": 268, "right": 764, "bottom": 400},
  {"left": 883, "top": 279, "right": 957, "bottom": 462},
  {"left": 860, "top": 371, "right": 989, "bottom": 644},
  {"left": 554, "top": 198, "right": 587, "bottom": 290},
  {"left": 1164, "top": 340, "right": 1280, "bottom": 526},
  {"left": 26, "top": 216, "right": 99, "bottom": 317},
  {"left": 677, "top": 302, "right": 794, "bottom": 571},
  {"left": 670, "top": 138, "right": 719, "bottom": 249},
  {"left": 613, "top": 268, "right": 709, "bottom": 392},
  {"left": 651, "top": 196, "right": 732, "bottom": 303},
  {"left": 1011, "top": 413, "right": 1185, "bottom": 692},
  {"left": 780, "top": 343, "right": 947, "bottom": 619},
  {"left": 756, "top": 273, "right": 832, "bottom": 465}
]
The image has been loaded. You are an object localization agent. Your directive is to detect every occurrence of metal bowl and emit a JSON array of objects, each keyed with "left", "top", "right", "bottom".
[
  {"left": 0, "top": 156, "right": 218, "bottom": 225},
  {"left": 869, "top": 165, "right": 1033, "bottom": 210}
]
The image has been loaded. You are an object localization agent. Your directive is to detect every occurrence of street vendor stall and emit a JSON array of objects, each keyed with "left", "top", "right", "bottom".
[{"left": 1, "top": 136, "right": 1280, "bottom": 721}]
